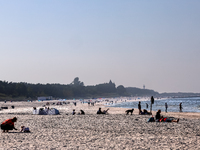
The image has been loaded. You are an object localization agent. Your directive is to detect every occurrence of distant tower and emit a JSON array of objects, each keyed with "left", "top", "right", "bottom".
[{"left": 143, "top": 85, "right": 145, "bottom": 89}]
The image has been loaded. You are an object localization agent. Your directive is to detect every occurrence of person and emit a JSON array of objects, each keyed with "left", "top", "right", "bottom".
[
  {"left": 97, "top": 108, "right": 102, "bottom": 114},
  {"left": 1, "top": 117, "right": 18, "bottom": 132},
  {"left": 179, "top": 103, "right": 183, "bottom": 112},
  {"left": 138, "top": 101, "right": 141, "bottom": 115},
  {"left": 147, "top": 116, "right": 155, "bottom": 122},
  {"left": 20, "top": 126, "right": 30, "bottom": 132},
  {"left": 159, "top": 116, "right": 179, "bottom": 123},
  {"left": 80, "top": 110, "right": 85, "bottom": 115},
  {"left": 155, "top": 109, "right": 179, "bottom": 123},
  {"left": 146, "top": 103, "right": 148, "bottom": 109},
  {"left": 141, "top": 109, "right": 151, "bottom": 115},
  {"left": 33, "top": 107, "right": 37, "bottom": 114},
  {"left": 44, "top": 107, "right": 49, "bottom": 112},
  {"left": 165, "top": 103, "right": 168, "bottom": 113},
  {"left": 155, "top": 109, "right": 162, "bottom": 121},
  {"left": 97, "top": 108, "right": 109, "bottom": 114},
  {"left": 72, "top": 109, "right": 76, "bottom": 115},
  {"left": 78, "top": 110, "right": 85, "bottom": 115}
]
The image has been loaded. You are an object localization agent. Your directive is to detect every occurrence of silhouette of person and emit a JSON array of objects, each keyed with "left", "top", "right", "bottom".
[
  {"left": 179, "top": 103, "right": 183, "bottom": 112},
  {"left": 138, "top": 101, "right": 141, "bottom": 114},
  {"left": 165, "top": 103, "right": 168, "bottom": 113},
  {"left": 1, "top": 117, "right": 18, "bottom": 132}
]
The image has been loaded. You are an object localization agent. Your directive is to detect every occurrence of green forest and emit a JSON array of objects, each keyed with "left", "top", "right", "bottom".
[{"left": 0, "top": 77, "right": 159, "bottom": 101}]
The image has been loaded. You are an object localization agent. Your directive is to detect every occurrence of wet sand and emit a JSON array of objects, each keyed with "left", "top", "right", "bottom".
[{"left": 0, "top": 100, "right": 200, "bottom": 149}]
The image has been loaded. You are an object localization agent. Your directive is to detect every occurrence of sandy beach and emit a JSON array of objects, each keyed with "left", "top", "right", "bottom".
[{"left": 0, "top": 99, "right": 200, "bottom": 150}]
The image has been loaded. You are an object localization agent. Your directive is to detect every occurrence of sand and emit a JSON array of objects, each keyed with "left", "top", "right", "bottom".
[{"left": 0, "top": 99, "right": 200, "bottom": 150}]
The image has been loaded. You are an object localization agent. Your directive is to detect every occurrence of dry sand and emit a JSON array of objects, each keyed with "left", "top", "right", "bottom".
[{"left": 0, "top": 100, "right": 200, "bottom": 150}]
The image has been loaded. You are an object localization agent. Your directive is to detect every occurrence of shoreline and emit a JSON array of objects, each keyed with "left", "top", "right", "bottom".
[
  {"left": 1, "top": 98, "right": 200, "bottom": 119},
  {"left": 104, "top": 97, "right": 200, "bottom": 116}
]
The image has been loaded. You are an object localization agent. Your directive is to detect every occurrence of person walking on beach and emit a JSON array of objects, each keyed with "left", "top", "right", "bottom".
[
  {"left": 165, "top": 103, "right": 168, "bottom": 113},
  {"left": 1, "top": 117, "right": 18, "bottom": 133},
  {"left": 138, "top": 101, "right": 141, "bottom": 114},
  {"left": 146, "top": 103, "right": 148, "bottom": 109},
  {"left": 179, "top": 103, "right": 183, "bottom": 112}
]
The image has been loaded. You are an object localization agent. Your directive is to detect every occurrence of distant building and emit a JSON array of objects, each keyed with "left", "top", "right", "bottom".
[
  {"left": 143, "top": 85, "right": 145, "bottom": 89},
  {"left": 37, "top": 96, "right": 53, "bottom": 101}
]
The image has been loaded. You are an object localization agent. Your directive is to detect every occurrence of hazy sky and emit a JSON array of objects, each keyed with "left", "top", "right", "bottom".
[{"left": 1, "top": 1, "right": 200, "bottom": 93}]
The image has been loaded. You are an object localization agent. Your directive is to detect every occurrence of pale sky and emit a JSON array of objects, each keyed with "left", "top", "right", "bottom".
[{"left": 1, "top": 1, "right": 200, "bottom": 93}]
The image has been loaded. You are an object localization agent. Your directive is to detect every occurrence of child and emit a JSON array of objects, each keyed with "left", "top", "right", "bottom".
[
  {"left": 20, "top": 126, "right": 30, "bottom": 133},
  {"left": 72, "top": 109, "right": 76, "bottom": 115}
]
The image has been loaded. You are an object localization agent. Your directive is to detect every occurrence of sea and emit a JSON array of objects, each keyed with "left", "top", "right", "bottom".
[{"left": 109, "top": 97, "right": 200, "bottom": 113}]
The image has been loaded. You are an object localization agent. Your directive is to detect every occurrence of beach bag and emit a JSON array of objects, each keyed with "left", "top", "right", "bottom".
[{"left": 148, "top": 117, "right": 155, "bottom": 122}]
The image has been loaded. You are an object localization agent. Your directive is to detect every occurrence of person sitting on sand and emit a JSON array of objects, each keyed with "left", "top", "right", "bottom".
[
  {"left": 33, "top": 107, "right": 37, "bottom": 113},
  {"left": 141, "top": 109, "right": 151, "bottom": 115},
  {"left": 1, "top": 117, "right": 18, "bottom": 133},
  {"left": 72, "top": 109, "right": 76, "bottom": 115},
  {"left": 77, "top": 110, "right": 85, "bottom": 115},
  {"left": 80, "top": 110, "right": 85, "bottom": 115},
  {"left": 155, "top": 109, "right": 162, "bottom": 121},
  {"left": 97, "top": 108, "right": 109, "bottom": 114},
  {"left": 20, "top": 126, "right": 30, "bottom": 132},
  {"left": 155, "top": 109, "right": 179, "bottom": 123},
  {"left": 44, "top": 107, "right": 49, "bottom": 112}
]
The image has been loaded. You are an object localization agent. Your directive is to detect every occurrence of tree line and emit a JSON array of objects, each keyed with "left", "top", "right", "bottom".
[{"left": 0, "top": 77, "right": 159, "bottom": 101}]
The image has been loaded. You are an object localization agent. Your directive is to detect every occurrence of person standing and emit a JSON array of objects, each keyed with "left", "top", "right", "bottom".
[
  {"left": 179, "top": 103, "right": 183, "bottom": 112},
  {"left": 138, "top": 101, "right": 141, "bottom": 114},
  {"left": 146, "top": 103, "right": 148, "bottom": 109},
  {"left": 165, "top": 103, "right": 168, "bottom": 113}
]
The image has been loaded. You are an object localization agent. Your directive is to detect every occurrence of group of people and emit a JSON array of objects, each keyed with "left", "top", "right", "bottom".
[
  {"left": 138, "top": 101, "right": 152, "bottom": 115},
  {"left": 72, "top": 109, "right": 85, "bottom": 115},
  {"left": 2, "top": 99, "right": 183, "bottom": 133},
  {"left": 139, "top": 101, "right": 183, "bottom": 114},
  {"left": 165, "top": 102, "right": 183, "bottom": 112},
  {"left": 71, "top": 108, "right": 109, "bottom": 115},
  {"left": 1, "top": 107, "right": 109, "bottom": 133},
  {"left": 88, "top": 101, "right": 95, "bottom": 106},
  {"left": 155, "top": 109, "right": 179, "bottom": 123},
  {"left": 1, "top": 117, "right": 30, "bottom": 133},
  {"left": 1, "top": 105, "right": 180, "bottom": 133},
  {"left": 138, "top": 101, "right": 180, "bottom": 123}
]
